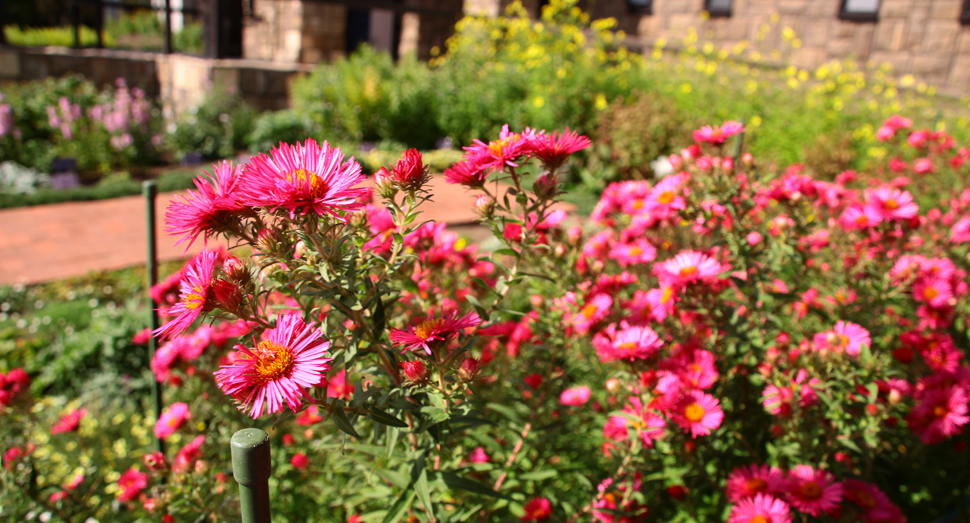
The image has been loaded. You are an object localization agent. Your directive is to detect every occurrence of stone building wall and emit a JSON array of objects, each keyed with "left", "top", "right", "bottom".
[{"left": 483, "top": 0, "right": 970, "bottom": 96}]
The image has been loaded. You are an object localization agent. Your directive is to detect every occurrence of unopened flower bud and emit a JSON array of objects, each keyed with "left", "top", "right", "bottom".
[
  {"left": 567, "top": 225, "right": 582, "bottom": 246},
  {"left": 530, "top": 294, "right": 544, "bottom": 308},
  {"left": 256, "top": 228, "right": 286, "bottom": 256},
  {"left": 532, "top": 173, "right": 559, "bottom": 200},
  {"left": 294, "top": 240, "right": 306, "bottom": 259},
  {"left": 374, "top": 167, "right": 397, "bottom": 199},
  {"left": 143, "top": 451, "right": 168, "bottom": 472},
  {"left": 888, "top": 389, "right": 902, "bottom": 405},
  {"left": 194, "top": 460, "right": 209, "bottom": 474},
  {"left": 458, "top": 358, "right": 480, "bottom": 383},
  {"left": 554, "top": 243, "right": 567, "bottom": 257},
  {"left": 401, "top": 360, "right": 429, "bottom": 385},
  {"left": 223, "top": 256, "right": 251, "bottom": 287},
  {"left": 350, "top": 210, "right": 369, "bottom": 229},
  {"left": 212, "top": 279, "right": 245, "bottom": 313},
  {"left": 741, "top": 152, "right": 754, "bottom": 167},
  {"left": 475, "top": 194, "right": 496, "bottom": 218},
  {"left": 605, "top": 378, "right": 620, "bottom": 393},
  {"left": 393, "top": 149, "right": 430, "bottom": 193}
]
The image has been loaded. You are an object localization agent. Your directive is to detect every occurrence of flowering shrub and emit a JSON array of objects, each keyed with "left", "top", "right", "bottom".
[
  {"left": 0, "top": 75, "right": 163, "bottom": 175},
  {"left": 4, "top": 113, "right": 970, "bottom": 522}
]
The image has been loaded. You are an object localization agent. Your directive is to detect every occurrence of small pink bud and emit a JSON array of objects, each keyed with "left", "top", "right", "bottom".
[
  {"left": 458, "top": 358, "right": 480, "bottom": 382},
  {"left": 401, "top": 360, "right": 429, "bottom": 384}
]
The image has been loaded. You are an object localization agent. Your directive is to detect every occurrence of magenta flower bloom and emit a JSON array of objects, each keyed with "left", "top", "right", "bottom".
[
  {"left": 521, "top": 497, "right": 553, "bottom": 522},
  {"left": 907, "top": 385, "right": 969, "bottom": 444},
  {"left": 214, "top": 314, "right": 332, "bottom": 419},
  {"left": 153, "top": 250, "right": 220, "bottom": 340},
  {"left": 670, "top": 390, "right": 724, "bottom": 438},
  {"left": 524, "top": 127, "right": 591, "bottom": 170},
  {"left": 726, "top": 464, "right": 786, "bottom": 502},
  {"left": 784, "top": 465, "right": 842, "bottom": 516},
  {"left": 812, "top": 321, "right": 870, "bottom": 356},
  {"left": 913, "top": 277, "right": 953, "bottom": 308},
  {"left": 655, "top": 250, "right": 723, "bottom": 287},
  {"left": 728, "top": 493, "right": 792, "bottom": 523},
  {"left": 603, "top": 397, "right": 665, "bottom": 448},
  {"left": 559, "top": 385, "right": 592, "bottom": 406},
  {"left": 241, "top": 139, "right": 368, "bottom": 219},
  {"left": 165, "top": 161, "right": 247, "bottom": 252},
  {"left": 443, "top": 160, "right": 489, "bottom": 187},
  {"left": 645, "top": 174, "right": 687, "bottom": 218},
  {"left": 593, "top": 324, "right": 663, "bottom": 362},
  {"left": 389, "top": 311, "right": 481, "bottom": 355},
  {"left": 154, "top": 402, "right": 191, "bottom": 439},
  {"left": 693, "top": 120, "right": 745, "bottom": 145},
  {"left": 116, "top": 467, "right": 149, "bottom": 502},
  {"left": 569, "top": 293, "right": 612, "bottom": 335},
  {"left": 864, "top": 186, "right": 918, "bottom": 221},
  {"left": 608, "top": 238, "right": 657, "bottom": 267},
  {"left": 843, "top": 479, "right": 897, "bottom": 521},
  {"left": 840, "top": 204, "right": 882, "bottom": 229},
  {"left": 50, "top": 408, "right": 86, "bottom": 435},
  {"left": 462, "top": 124, "right": 528, "bottom": 174},
  {"left": 173, "top": 434, "right": 206, "bottom": 473}
]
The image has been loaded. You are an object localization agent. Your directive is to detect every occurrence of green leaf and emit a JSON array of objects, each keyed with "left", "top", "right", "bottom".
[
  {"left": 492, "top": 248, "right": 518, "bottom": 257},
  {"left": 438, "top": 471, "right": 512, "bottom": 500},
  {"left": 518, "top": 469, "right": 558, "bottom": 481},
  {"left": 368, "top": 407, "right": 409, "bottom": 428},
  {"left": 331, "top": 403, "right": 361, "bottom": 439},
  {"left": 379, "top": 489, "right": 416, "bottom": 523}
]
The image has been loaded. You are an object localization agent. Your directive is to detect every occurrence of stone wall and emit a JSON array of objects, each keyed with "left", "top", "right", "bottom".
[
  {"left": 0, "top": 46, "right": 311, "bottom": 117},
  {"left": 483, "top": 0, "right": 970, "bottom": 96}
]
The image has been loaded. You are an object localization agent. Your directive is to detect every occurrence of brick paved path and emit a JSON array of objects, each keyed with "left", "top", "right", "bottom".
[{"left": 0, "top": 176, "right": 492, "bottom": 285}]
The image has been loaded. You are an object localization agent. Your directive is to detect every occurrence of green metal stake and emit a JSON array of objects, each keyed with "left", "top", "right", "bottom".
[
  {"left": 733, "top": 119, "right": 746, "bottom": 161},
  {"left": 231, "top": 428, "right": 273, "bottom": 523},
  {"left": 143, "top": 181, "right": 165, "bottom": 456}
]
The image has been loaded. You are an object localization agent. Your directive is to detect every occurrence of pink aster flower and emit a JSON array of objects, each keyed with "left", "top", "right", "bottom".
[
  {"left": 907, "top": 385, "right": 969, "bottom": 444},
  {"left": 726, "top": 464, "right": 786, "bottom": 502},
  {"left": 608, "top": 237, "right": 657, "bottom": 267},
  {"left": 784, "top": 465, "right": 842, "bottom": 516},
  {"left": 116, "top": 467, "right": 149, "bottom": 502},
  {"left": 214, "top": 314, "right": 333, "bottom": 419},
  {"left": 840, "top": 204, "right": 882, "bottom": 229},
  {"left": 728, "top": 493, "right": 792, "bottom": 523},
  {"left": 153, "top": 249, "right": 220, "bottom": 340},
  {"left": 950, "top": 216, "right": 970, "bottom": 243},
  {"left": 444, "top": 160, "right": 489, "bottom": 187},
  {"left": 569, "top": 294, "right": 612, "bottom": 335},
  {"left": 51, "top": 408, "right": 86, "bottom": 435},
  {"left": 913, "top": 157, "right": 935, "bottom": 175},
  {"left": 812, "top": 321, "right": 870, "bottom": 356},
  {"left": 645, "top": 174, "right": 687, "bottom": 218},
  {"left": 603, "top": 397, "right": 666, "bottom": 448},
  {"left": 526, "top": 127, "right": 591, "bottom": 170},
  {"left": 694, "top": 121, "right": 745, "bottom": 145},
  {"left": 389, "top": 311, "right": 481, "bottom": 355},
  {"left": 173, "top": 435, "right": 205, "bottom": 473},
  {"left": 864, "top": 187, "right": 918, "bottom": 221},
  {"left": 655, "top": 250, "right": 723, "bottom": 287},
  {"left": 593, "top": 324, "right": 663, "bottom": 362},
  {"left": 843, "top": 479, "right": 897, "bottom": 522},
  {"left": 670, "top": 390, "right": 723, "bottom": 438},
  {"left": 521, "top": 497, "right": 553, "bottom": 522},
  {"left": 326, "top": 369, "right": 354, "bottom": 400},
  {"left": 165, "top": 161, "right": 246, "bottom": 252},
  {"left": 560, "top": 385, "right": 592, "bottom": 406},
  {"left": 241, "top": 138, "right": 368, "bottom": 219},
  {"left": 468, "top": 446, "right": 490, "bottom": 463},
  {"left": 913, "top": 277, "right": 953, "bottom": 308},
  {"left": 463, "top": 124, "right": 528, "bottom": 173},
  {"left": 884, "top": 115, "right": 912, "bottom": 131},
  {"left": 154, "top": 402, "right": 191, "bottom": 439},
  {"left": 673, "top": 349, "right": 719, "bottom": 390}
]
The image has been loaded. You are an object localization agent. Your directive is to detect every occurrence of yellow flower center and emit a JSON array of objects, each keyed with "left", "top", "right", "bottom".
[
  {"left": 684, "top": 402, "right": 706, "bottom": 422},
  {"left": 679, "top": 266, "right": 698, "bottom": 278},
  {"left": 414, "top": 319, "right": 443, "bottom": 340},
  {"left": 749, "top": 516, "right": 768, "bottom": 523},
  {"left": 629, "top": 247, "right": 643, "bottom": 257},
  {"left": 934, "top": 405, "right": 948, "bottom": 418},
  {"left": 657, "top": 191, "right": 675, "bottom": 205},
  {"left": 745, "top": 478, "right": 768, "bottom": 494},
  {"left": 924, "top": 287, "right": 939, "bottom": 300},
  {"left": 286, "top": 168, "right": 328, "bottom": 198},
  {"left": 799, "top": 481, "right": 822, "bottom": 500},
  {"left": 618, "top": 342, "right": 638, "bottom": 354},
  {"left": 632, "top": 200, "right": 645, "bottom": 210},
  {"left": 661, "top": 287, "right": 674, "bottom": 304},
  {"left": 581, "top": 304, "right": 599, "bottom": 319},
  {"left": 604, "top": 493, "right": 617, "bottom": 504},
  {"left": 183, "top": 285, "right": 207, "bottom": 310},
  {"left": 488, "top": 134, "right": 521, "bottom": 157},
  {"left": 855, "top": 214, "right": 870, "bottom": 226},
  {"left": 251, "top": 341, "right": 296, "bottom": 382},
  {"left": 884, "top": 199, "right": 899, "bottom": 210}
]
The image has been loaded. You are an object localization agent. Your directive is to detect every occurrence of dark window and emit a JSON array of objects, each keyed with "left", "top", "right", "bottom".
[
  {"left": 961, "top": 0, "right": 970, "bottom": 24},
  {"left": 627, "top": 0, "right": 652, "bottom": 15},
  {"left": 839, "top": 0, "right": 881, "bottom": 22},
  {"left": 705, "top": 0, "right": 732, "bottom": 18}
]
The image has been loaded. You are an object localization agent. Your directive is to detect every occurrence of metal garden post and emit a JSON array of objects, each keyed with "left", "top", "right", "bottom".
[
  {"left": 231, "top": 428, "right": 273, "bottom": 523},
  {"left": 164, "top": 0, "right": 173, "bottom": 54},
  {"left": 143, "top": 181, "right": 165, "bottom": 455}
]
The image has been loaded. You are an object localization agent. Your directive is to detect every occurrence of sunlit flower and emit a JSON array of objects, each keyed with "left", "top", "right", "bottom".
[
  {"left": 908, "top": 385, "right": 969, "bottom": 444},
  {"left": 116, "top": 467, "right": 149, "bottom": 502},
  {"left": 694, "top": 121, "right": 745, "bottom": 145},
  {"left": 51, "top": 408, "right": 86, "bottom": 435},
  {"left": 241, "top": 139, "right": 368, "bottom": 219},
  {"left": 215, "top": 314, "right": 332, "bottom": 418},
  {"left": 154, "top": 402, "right": 191, "bottom": 439},
  {"left": 521, "top": 497, "right": 553, "bottom": 522},
  {"left": 390, "top": 311, "right": 481, "bottom": 355},
  {"left": 560, "top": 385, "right": 592, "bottom": 406},
  {"left": 603, "top": 397, "right": 666, "bottom": 447},
  {"left": 812, "top": 321, "right": 870, "bottom": 356},
  {"left": 670, "top": 390, "right": 723, "bottom": 438},
  {"left": 153, "top": 250, "right": 220, "bottom": 340},
  {"left": 526, "top": 127, "right": 591, "bottom": 170},
  {"left": 864, "top": 187, "right": 918, "bottom": 221},
  {"left": 608, "top": 238, "right": 657, "bottom": 267},
  {"left": 165, "top": 161, "right": 246, "bottom": 251},
  {"left": 593, "top": 324, "right": 663, "bottom": 362},
  {"left": 655, "top": 250, "right": 723, "bottom": 287},
  {"left": 173, "top": 435, "right": 205, "bottom": 473},
  {"left": 569, "top": 294, "right": 612, "bottom": 335}
]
